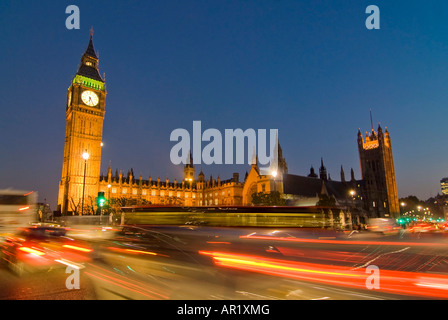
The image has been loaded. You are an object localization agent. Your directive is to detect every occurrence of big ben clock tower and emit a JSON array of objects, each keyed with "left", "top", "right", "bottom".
[{"left": 58, "top": 31, "right": 107, "bottom": 215}]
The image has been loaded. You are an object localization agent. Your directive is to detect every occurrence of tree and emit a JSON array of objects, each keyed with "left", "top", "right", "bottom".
[
  {"left": 251, "top": 191, "right": 286, "bottom": 206},
  {"left": 316, "top": 194, "right": 336, "bottom": 207},
  {"left": 69, "top": 197, "right": 80, "bottom": 215}
]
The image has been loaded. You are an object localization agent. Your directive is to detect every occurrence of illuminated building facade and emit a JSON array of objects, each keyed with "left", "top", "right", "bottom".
[
  {"left": 98, "top": 165, "right": 244, "bottom": 207},
  {"left": 440, "top": 178, "right": 448, "bottom": 195}
]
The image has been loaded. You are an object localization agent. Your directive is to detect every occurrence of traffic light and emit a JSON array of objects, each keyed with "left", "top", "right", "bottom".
[{"left": 97, "top": 192, "right": 106, "bottom": 207}]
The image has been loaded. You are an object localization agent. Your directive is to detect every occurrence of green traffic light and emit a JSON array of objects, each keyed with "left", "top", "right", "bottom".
[{"left": 97, "top": 192, "right": 106, "bottom": 207}]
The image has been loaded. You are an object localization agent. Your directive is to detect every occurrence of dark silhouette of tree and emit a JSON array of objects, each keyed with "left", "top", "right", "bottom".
[
  {"left": 251, "top": 191, "right": 286, "bottom": 206},
  {"left": 316, "top": 194, "right": 336, "bottom": 207}
]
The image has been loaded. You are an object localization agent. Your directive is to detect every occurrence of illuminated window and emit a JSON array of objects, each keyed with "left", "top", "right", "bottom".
[
  {"left": 151, "top": 190, "right": 156, "bottom": 196},
  {"left": 177, "top": 192, "right": 181, "bottom": 198},
  {"left": 142, "top": 190, "right": 147, "bottom": 196},
  {"left": 111, "top": 188, "right": 117, "bottom": 194},
  {"left": 122, "top": 188, "right": 127, "bottom": 194},
  {"left": 132, "top": 189, "right": 137, "bottom": 195},
  {"left": 160, "top": 191, "right": 165, "bottom": 197}
]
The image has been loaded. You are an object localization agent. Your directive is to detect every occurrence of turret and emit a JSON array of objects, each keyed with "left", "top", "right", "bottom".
[
  {"left": 184, "top": 150, "right": 195, "bottom": 182},
  {"left": 319, "top": 158, "right": 327, "bottom": 181}
]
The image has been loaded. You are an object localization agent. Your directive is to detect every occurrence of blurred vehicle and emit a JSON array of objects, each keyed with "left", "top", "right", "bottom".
[
  {"left": 366, "top": 218, "right": 401, "bottom": 234},
  {"left": 109, "top": 225, "right": 208, "bottom": 263},
  {"left": 0, "top": 225, "right": 93, "bottom": 276},
  {"left": 408, "top": 222, "right": 437, "bottom": 233},
  {"left": 0, "top": 189, "right": 37, "bottom": 237},
  {"left": 440, "top": 222, "right": 448, "bottom": 232}
]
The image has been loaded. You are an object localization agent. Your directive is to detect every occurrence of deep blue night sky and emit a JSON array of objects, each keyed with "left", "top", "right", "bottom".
[{"left": 1, "top": 1, "right": 448, "bottom": 209}]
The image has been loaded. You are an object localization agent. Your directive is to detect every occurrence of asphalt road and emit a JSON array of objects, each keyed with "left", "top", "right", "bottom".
[{"left": 0, "top": 226, "right": 447, "bottom": 300}]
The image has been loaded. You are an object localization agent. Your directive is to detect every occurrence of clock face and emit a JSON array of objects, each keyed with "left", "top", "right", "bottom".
[{"left": 81, "top": 90, "right": 99, "bottom": 107}]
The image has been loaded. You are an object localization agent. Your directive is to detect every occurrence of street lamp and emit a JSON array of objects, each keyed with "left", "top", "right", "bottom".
[
  {"left": 272, "top": 170, "right": 277, "bottom": 193},
  {"left": 81, "top": 151, "right": 89, "bottom": 215},
  {"left": 348, "top": 190, "right": 356, "bottom": 228},
  {"left": 348, "top": 190, "right": 356, "bottom": 209},
  {"left": 107, "top": 183, "right": 112, "bottom": 208}
]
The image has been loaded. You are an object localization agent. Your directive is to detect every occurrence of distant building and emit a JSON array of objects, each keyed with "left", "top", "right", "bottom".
[
  {"left": 37, "top": 202, "right": 52, "bottom": 221},
  {"left": 440, "top": 178, "right": 448, "bottom": 195}
]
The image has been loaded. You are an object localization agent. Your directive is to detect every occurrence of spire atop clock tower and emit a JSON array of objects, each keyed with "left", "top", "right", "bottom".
[{"left": 77, "top": 29, "right": 104, "bottom": 82}]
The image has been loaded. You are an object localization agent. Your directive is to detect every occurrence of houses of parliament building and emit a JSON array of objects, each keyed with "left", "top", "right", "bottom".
[{"left": 57, "top": 34, "right": 400, "bottom": 219}]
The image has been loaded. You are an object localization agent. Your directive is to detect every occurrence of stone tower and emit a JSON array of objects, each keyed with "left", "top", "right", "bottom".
[
  {"left": 58, "top": 31, "right": 107, "bottom": 214},
  {"left": 357, "top": 123, "right": 399, "bottom": 218},
  {"left": 184, "top": 151, "right": 195, "bottom": 182}
]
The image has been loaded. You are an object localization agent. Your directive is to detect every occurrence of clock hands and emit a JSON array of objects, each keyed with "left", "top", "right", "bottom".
[{"left": 82, "top": 91, "right": 98, "bottom": 106}]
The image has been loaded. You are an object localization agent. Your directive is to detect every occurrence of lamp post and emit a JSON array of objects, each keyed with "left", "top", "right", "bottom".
[
  {"left": 272, "top": 170, "right": 277, "bottom": 193},
  {"left": 107, "top": 184, "right": 111, "bottom": 202},
  {"left": 81, "top": 151, "right": 89, "bottom": 215},
  {"left": 350, "top": 190, "right": 356, "bottom": 201},
  {"left": 349, "top": 189, "right": 356, "bottom": 229}
]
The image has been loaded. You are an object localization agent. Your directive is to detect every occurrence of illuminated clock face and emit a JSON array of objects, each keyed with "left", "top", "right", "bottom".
[{"left": 81, "top": 90, "right": 99, "bottom": 107}]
